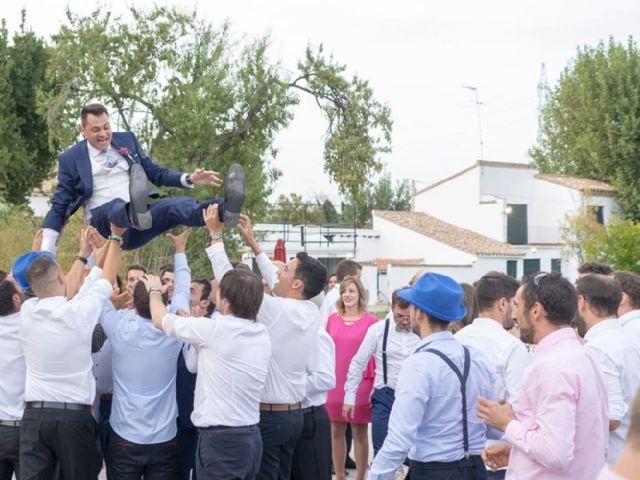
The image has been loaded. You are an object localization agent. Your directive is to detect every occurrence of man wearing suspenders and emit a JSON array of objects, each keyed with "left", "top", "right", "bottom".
[
  {"left": 343, "top": 290, "right": 419, "bottom": 456},
  {"left": 369, "top": 273, "right": 496, "bottom": 480}
]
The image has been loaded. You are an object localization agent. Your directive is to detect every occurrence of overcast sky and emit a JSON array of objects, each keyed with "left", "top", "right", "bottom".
[{"left": 4, "top": 0, "right": 639, "bottom": 202}]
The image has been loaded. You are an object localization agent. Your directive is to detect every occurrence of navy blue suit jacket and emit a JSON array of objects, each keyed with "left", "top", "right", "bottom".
[{"left": 43, "top": 131, "right": 185, "bottom": 232}]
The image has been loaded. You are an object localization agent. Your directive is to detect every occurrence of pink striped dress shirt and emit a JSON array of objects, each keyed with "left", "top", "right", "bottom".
[{"left": 505, "top": 327, "right": 609, "bottom": 480}]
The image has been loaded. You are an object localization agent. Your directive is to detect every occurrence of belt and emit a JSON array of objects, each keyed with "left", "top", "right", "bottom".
[
  {"left": 301, "top": 405, "right": 324, "bottom": 414},
  {"left": 0, "top": 420, "right": 21, "bottom": 427},
  {"left": 259, "top": 402, "right": 302, "bottom": 412},
  {"left": 26, "top": 401, "right": 92, "bottom": 412},
  {"left": 100, "top": 393, "right": 113, "bottom": 401}
]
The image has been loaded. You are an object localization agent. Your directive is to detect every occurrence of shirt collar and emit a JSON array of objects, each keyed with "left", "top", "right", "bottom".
[
  {"left": 417, "top": 330, "right": 454, "bottom": 349},
  {"left": 535, "top": 327, "right": 577, "bottom": 355},
  {"left": 618, "top": 309, "right": 640, "bottom": 326},
  {"left": 0, "top": 311, "right": 21, "bottom": 323},
  {"left": 471, "top": 317, "right": 505, "bottom": 330},
  {"left": 584, "top": 318, "right": 621, "bottom": 342},
  {"left": 87, "top": 141, "right": 106, "bottom": 159}
]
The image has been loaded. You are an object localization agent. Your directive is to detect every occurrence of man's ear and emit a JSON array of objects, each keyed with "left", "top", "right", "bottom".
[{"left": 291, "top": 278, "right": 304, "bottom": 294}]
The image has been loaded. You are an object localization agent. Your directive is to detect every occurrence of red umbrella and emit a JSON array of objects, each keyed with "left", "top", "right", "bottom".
[{"left": 273, "top": 239, "right": 287, "bottom": 262}]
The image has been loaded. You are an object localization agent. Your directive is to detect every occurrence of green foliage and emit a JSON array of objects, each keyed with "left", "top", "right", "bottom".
[
  {"left": 560, "top": 209, "right": 604, "bottom": 265},
  {"left": 583, "top": 217, "right": 640, "bottom": 273},
  {"left": 531, "top": 36, "right": 640, "bottom": 220},
  {"left": 0, "top": 12, "right": 52, "bottom": 204}
]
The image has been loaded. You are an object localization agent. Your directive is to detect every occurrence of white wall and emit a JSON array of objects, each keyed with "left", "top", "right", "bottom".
[{"left": 29, "top": 195, "right": 50, "bottom": 217}]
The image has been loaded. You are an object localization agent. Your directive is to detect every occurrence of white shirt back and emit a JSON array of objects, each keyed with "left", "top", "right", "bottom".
[
  {"left": 0, "top": 312, "right": 26, "bottom": 420},
  {"left": 303, "top": 328, "right": 336, "bottom": 408},
  {"left": 20, "top": 279, "right": 112, "bottom": 404}
]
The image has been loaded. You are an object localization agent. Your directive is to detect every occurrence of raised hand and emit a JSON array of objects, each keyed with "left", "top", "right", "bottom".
[
  {"left": 140, "top": 274, "right": 164, "bottom": 293},
  {"left": 87, "top": 226, "right": 107, "bottom": 252},
  {"left": 78, "top": 228, "right": 92, "bottom": 258},
  {"left": 110, "top": 223, "right": 127, "bottom": 238},
  {"left": 189, "top": 168, "right": 223, "bottom": 187},
  {"left": 237, "top": 214, "right": 255, "bottom": 242},
  {"left": 110, "top": 287, "right": 132, "bottom": 310},
  {"left": 166, "top": 227, "right": 192, "bottom": 253},
  {"left": 203, "top": 204, "right": 222, "bottom": 234},
  {"left": 31, "top": 229, "right": 44, "bottom": 251}
]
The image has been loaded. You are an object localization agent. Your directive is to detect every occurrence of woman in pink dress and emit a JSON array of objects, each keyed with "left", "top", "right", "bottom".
[{"left": 326, "top": 277, "right": 378, "bottom": 480}]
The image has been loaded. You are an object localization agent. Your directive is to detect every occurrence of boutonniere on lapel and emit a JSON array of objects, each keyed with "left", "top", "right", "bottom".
[{"left": 118, "top": 147, "right": 138, "bottom": 164}]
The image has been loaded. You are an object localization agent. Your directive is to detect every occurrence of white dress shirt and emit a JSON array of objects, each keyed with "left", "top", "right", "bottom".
[
  {"left": 84, "top": 143, "right": 131, "bottom": 221},
  {"left": 320, "top": 285, "right": 340, "bottom": 325},
  {"left": 303, "top": 328, "right": 336, "bottom": 408},
  {"left": 207, "top": 243, "right": 321, "bottom": 403},
  {"left": 163, "top": 312, "right": 271, "bottom": 427},
  {"left": 619, "top": 309, "right": 640, "bottom": 338},
  {"left": 20, "top": 277, "right": 113, "bottom": 404},
  {"left": 584, "top": 318, "right": 640, "bottom": 463},
  {"left": 454, "top": 317, "right": 531, "bottom": 405},
  {"left": 0, "top": 312, "right": 26, "bottom": 420},
  {"left": 92, "top": 340, "right": 113, "bottom": 396},
  {"left": 344, "top": 314, "right": 420, "bottom": 405}
]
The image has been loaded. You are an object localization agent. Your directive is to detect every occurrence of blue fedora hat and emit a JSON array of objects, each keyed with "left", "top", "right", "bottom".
[
  {"left": 397, "top": 272, "right": 466, "bottom": 322},
  {"left": 11, "top": 251, "right": 56, "bottom": 292}
]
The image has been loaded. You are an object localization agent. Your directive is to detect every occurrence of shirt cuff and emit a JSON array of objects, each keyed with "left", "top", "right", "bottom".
[
  {"left": 162, "top": 313, "right": 176, "bottom": 335},
  {"left": 206, "top": 242, "right": 225, "bottom": 256},
  {"left": 41, "top": 228, "right": 60, "bottom": 254},
  {"left": 504, "top": 419, "right": 525, "bottom": 444},
  {"left": 180, "top": 173, "right": 195, "bottom": 189}
]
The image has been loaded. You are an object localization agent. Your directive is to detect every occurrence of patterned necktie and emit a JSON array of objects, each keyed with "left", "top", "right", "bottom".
[{"left": 102, "top": 149, "right": 119, "bottom": 168}]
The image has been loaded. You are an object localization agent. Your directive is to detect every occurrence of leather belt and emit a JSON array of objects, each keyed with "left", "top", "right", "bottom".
[
  {"left": 26, "top": 401, "right": 92, "bottom": 412},
  {"left": 301, "top": 404, "right": 324, "bottom": 414},
  {"left": 259, "top": 402, "right": 302, "bottom": 412},
  {"left": 100, "top": 394, "right": 113, "bottom": 401},
  {"left": 0, "top": 420, "right": 20, "bottom": 427}
]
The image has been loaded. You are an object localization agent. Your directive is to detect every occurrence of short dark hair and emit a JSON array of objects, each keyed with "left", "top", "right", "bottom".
[
  {"left": 219, "top": 269, "right": 263, "bottom": 320},
  {"left": 577, "top": 261, "right": 613, "bottom": 276},
  {"left": 614, "top": 271, "right": 640, "bottom": 309},
  {"left": 192, "top": 278, "right": 212, "bottom": 301},
  {"left": 0, "top": 279, "right": 19, "bottom": 316},
  {"left": 474, "top": 272, "right": 520, "bottom": 312},
  {"left": 522, "top": 272, "right": 577, "bottom": 326},
  {"left": 160, "top": 264, "right": 174, "bottom": 276},
  {"left": 133, "top": 281, "right": 167, "bottom": 319},
  {"left": 426, "top": 313, "right": 450, "bottom": 331},
  {"left": 335, "top": 259, "right": 362, "bottom": 282},
  {"left": 127, "top": 264, "right": 147, "bottom": 275},
  {"left": 294, "top": 252, "right": 328, "bottom": 300},
  {"left": 576, "top": 274, "right": 622, "bottom": 318},
  {"left": 26, "top": 256, "right": 59, "bottom": 295},
  {"left": 0, "top": 270, "right": 7, "bottom": 283},
  {"left": 81, "top": 103, "right": 109, "bottom": 125},
  {"left": 231, "top": 261, "right": 252, "bottom": 271},
  {"left": 391, "top": 289, "right": 410, "bottom": 309}
]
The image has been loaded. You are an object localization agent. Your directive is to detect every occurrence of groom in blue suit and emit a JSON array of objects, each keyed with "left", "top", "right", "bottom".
[{"left": 41, "top": 103, "right": 245, "bottom": 252}]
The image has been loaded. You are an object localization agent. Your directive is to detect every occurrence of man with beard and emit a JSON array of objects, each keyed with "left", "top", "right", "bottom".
[
  {"left": 478, "top": 272, "right": 609, "bottom": 480},
  {"left": 575, "top": 274, "right": 640, "bottom": 464},
  {"left": 455, "top": 272, "right": 530, "bottom": 479},
  {"left": 343, "top": 290, "right": 420, "bottom": 456},
  {"left": 614, "top": 271, "right": 640, "bottom": 337},
  {"left": 369, "top": 273, "right": 496, "bottom": 480}
]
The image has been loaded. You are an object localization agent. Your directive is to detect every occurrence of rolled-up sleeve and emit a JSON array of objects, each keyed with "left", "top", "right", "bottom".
[{"left": 163, "top": 313, "right": 216, "bottom": 346}]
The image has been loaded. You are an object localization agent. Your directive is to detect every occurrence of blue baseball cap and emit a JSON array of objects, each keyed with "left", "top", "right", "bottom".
[
  {"left": 11, "top": 251, "right": 56, "bottom": 292},
  {"left": 396, "top": 272, "right": 466, "bottom": 322}
]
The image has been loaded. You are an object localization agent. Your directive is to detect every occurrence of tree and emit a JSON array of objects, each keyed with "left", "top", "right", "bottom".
[
  {"left": 560, "top": 209, "right": 603, "bottom": 265},
  {"left": 531, "top": 36, "right": 640, "bottom": 220},
  {"left": 0, "top": 13, "right": 52, "bottom": 205},
  {"left": 583, "top": 217, "right": 640, "bottom": 274}
]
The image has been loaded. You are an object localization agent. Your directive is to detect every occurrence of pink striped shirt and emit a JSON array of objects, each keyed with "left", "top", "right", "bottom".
[{"left": 505, "top": 328, "right": 609, "bottom": 480}]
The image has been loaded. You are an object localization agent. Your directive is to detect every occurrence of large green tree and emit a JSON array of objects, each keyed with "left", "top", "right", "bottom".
[{"left": 531, "top": 36, "right": 640, "bottom": 219}]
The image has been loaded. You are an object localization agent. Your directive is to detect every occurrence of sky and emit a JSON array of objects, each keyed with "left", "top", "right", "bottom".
[{"left": 4, "top": 0, "right": 640, "bottom": 203}]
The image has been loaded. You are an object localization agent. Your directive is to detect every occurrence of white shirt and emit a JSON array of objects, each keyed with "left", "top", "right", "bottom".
[
  {"left": 454, "top": 317, "right": 531, "bottom": 405},
  {"left": 164, "top": 312, "right": 271, "bottom": 427},
  {"left": 584, "top": 318, "right": 640, "bottom": 463},
  {"left": 344, "top": 314, "right": 420, "bottom": 405},
  {"left": 92, "top": 340, "right": 113, "bottom": 396},
  {"left": 207, "top": 243, "right": 321, "bottom": 403},
  {"left": 84, "top": 143, "right": 131, "bottom": 221},
  {"left": 619, "top": 309, "right": 640, "bottom": 338},
  {"left": 320, "top": 285, "right": 340, "bottom": 325},
  {"left": 0, "top": 312, "right": 26, "bottom": 420},
  {"left": 20, "top": 276, "right": 113, "bottom": 404},
  {"left": 303, "top": 328, "right": 336, "bottom": 408}
]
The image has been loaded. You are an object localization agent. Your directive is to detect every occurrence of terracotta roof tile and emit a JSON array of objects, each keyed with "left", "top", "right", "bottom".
[
  {"left": 373, "top": 210, "right": 524, "bottom": 257},
  {"left": 535, "top": 174, "right": 616, "bottom": 195}
]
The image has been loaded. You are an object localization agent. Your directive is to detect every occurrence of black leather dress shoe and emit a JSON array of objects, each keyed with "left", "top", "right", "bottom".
[
  {"left": 128, "top": 163, "right": 152, "bottom": 231},
  {"left": 223, "top": 164, "right": 247, "bottom": 228}
]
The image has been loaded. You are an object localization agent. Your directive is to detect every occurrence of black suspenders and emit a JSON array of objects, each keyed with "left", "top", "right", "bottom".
[
  {"left": 382, "top": 318, "right": 390, "bottom": 386},
  {"left": 418, "top": 344, "right": 471, "bottom": 459}
]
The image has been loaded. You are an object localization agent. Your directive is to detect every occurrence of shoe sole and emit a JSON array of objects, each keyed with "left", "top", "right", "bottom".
[
  {"left": 129, "top": 164, "right": 152, "bottom": 231},
  {"left": 223, "top": 164, "right": 247, "bottom": 228}
]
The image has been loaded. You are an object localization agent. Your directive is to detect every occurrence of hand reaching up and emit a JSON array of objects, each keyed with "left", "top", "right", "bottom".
[{"left": 166, "top": 228, "right": 192, "bottom": 254}]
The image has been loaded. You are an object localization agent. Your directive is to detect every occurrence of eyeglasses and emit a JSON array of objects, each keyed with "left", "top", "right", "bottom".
[
  {"left": 394, "top": 313, "right": 411, "bottom": 322},
  {"left": 531, "top": 272, "right": 550, "bottom": 310}
]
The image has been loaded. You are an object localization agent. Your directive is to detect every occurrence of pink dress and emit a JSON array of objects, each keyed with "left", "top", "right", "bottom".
[{"left": 326, "top": 312, "right": 378, "bottom": 424}]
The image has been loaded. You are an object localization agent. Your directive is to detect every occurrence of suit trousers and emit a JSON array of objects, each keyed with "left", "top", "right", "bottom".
[
  {"left": 196, "top": 425, "right": 262, "bottom": 480},
  {"left": 177, "top": 420, "right": 198, "bottom": 480},
  {"left": 291, "top": 406, "right": 331, "bottom": 480},
  {"left": 0, "top": 425, "right": 20, "bottom": 480},
  {"left": 106, "top": 429, "right": 177, "bottom": 480},
  {"left": 91, "top": 197, "right": 223, "bottom": 250},
  {"left": 371, "top": 387, "right": 396, "bottom": 456},
  {"left": 256, "top": 410, "right": 303, "bottom": 480},
  {"left": 20, "top": 406, "right": 98, "bottom": 480},
  {"left": 409, "top": 455, "right": 487, "bottom": 480}
]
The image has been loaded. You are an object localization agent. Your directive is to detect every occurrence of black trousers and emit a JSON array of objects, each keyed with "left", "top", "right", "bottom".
[
  {"left": 106, "top": 429, "right": 177, "bottom": 480},
  {"left": 256, "top": 410, "right": 303, "bottom": 480},
  {"left": 196, "top": 425, "right": 262, "bottom": 480},
  {"left": 409, "top": 455, "right": 488, "bottom": 480},
  {"left": 177, "top": 420, "right": 198, "bottom": 480},
  {"left": 291, "top": 406, "right": 331, "bottom": 480},
  {"left": 0, "top": 425, "right": 20, "bottom": 480},
  {"left": 20, "top": 406, "right": 98, "bottom": 480}
]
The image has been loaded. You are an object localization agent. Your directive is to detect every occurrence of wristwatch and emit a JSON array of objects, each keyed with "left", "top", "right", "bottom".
[{"left": 210, "top": 232, "right": 222, "bottom": 242}]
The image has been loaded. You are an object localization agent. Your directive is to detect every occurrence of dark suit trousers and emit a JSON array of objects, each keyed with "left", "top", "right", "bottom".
[
  {"left": 177, "top": 420, "right": 198, "bottom": 480},
  {"left": 257, "top": 410, "right": 303, "bottom": 480},
  {"left": 409, "top": 456, "right": 487, "bottom": 480},
  {"left": 196, "top": 425, "right": 261, "bottom": 480},
  {"left": 20, "top": 407, "right": 97, "bottom": 480},
  {"left": 91, "top": 197, "right": 223, "bottom": 250},
  {"left": 0, "top": 425, "right": 20, "bottom": 480},
  {"left": 290, "top": 406, "right": 331, "bottom": 480},
  {"left": 106, "top": 429, "right": 177, "bottom": 480}
]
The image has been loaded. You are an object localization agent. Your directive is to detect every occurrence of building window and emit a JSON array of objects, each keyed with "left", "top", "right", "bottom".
[
  {"left": 507, "top": 204, "right": 528, "bottom": 245},
  {"left": 523, "top": 258, "right": 541, "bottom": 278},
  {"left": 551, "top": 258, "right": 562, "bottom": 273},
  {"left": 595, "top": 206, "right": 604, "bottom": 225},
  {"left": 506, "top": 260, "right": 517, "bottom": 279}
]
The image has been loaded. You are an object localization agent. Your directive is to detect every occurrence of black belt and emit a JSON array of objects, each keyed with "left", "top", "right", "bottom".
[
  {"left": 0, "top": 420, "right": 20, "bottom": 427},
  {"left": 301, "top": 405, "right": 324, "bottom": 414},
  {"left": 26, "top": 401, "right": 92, "bottom": 412}
]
